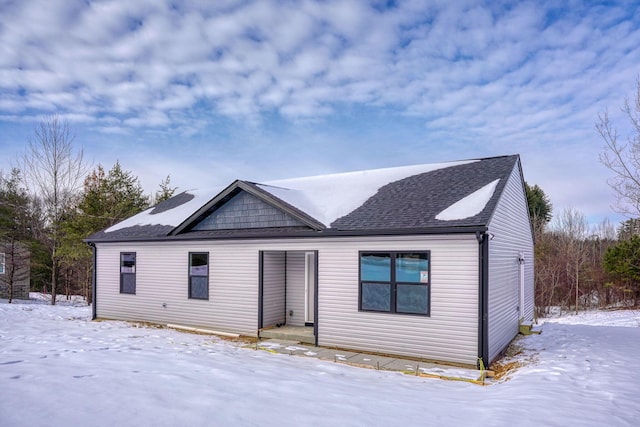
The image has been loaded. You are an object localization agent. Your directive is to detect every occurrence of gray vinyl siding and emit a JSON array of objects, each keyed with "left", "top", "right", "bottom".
[
  {"left": 316, "top": 235, "right": 479, "bottom": 366},
  {"left": 262, "top": 251, "right": 286, "bottom": 328},
  {"left": 285, "top": 252, "right": 306, "bottom": 326},
  {"left": 95, "top": 234, "right": 480, "bottom": 366},
  {"left": 96, "top": 241, "right": 259, "bottom": 336},
  {"left": 486, "top": 163, "right": 535, "bottom": 363}
]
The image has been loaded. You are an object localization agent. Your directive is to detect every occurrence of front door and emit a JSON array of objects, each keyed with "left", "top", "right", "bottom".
[{"left": 304, "top": 252, "right": 315, "bottom": 324}]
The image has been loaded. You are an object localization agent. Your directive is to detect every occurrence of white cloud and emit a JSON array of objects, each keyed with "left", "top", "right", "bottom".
[{"left": 0, "top": 0, "right": 639, "bottom": 224}]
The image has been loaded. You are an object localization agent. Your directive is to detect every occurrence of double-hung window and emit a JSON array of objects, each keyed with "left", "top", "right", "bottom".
[
  {"left": 359, "top": 251, "right": 430, "bottom": 316},
  {"left": 0, "top": 253, "right": 5, "bottom": 274},
  {"left": 189, "top": 252, "right": 209, "bottom": 299},
  {"left": 120, "top": 252, "right": 136, "bottom": 294}
]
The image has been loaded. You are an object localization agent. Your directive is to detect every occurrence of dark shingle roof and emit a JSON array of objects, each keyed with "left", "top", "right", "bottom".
[
  {"left": 87, "top": 224, "right": 174, "bottom": 241},
  {"left": 150, "top": 192, "right": 195, "bottom": 214},
  {"left": 330, "top": 155, "right": 517, "bottom": 230},
  {"left": 86, "top": 155, "right": 520, "bottom": 242}
]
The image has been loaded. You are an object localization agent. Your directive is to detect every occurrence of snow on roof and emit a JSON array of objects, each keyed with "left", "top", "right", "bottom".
[
  {"left": 435, "top": 179, "right": 500, "bottom": 221},
  {"left": 258, "top": 160, "right": 476, "bottom": 226},
  {"left": 105, "top": 159, "right": 481, "bottom": 234},
  {"left": 105, "top": 187, "right": 221, "bottom": 233}
]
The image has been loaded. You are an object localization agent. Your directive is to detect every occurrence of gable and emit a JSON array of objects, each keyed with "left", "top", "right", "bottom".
[{"left": 190, "top": 190, "right": 307, "bottom": 231}]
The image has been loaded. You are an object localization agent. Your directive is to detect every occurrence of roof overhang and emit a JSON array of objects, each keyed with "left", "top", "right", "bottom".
[{"left": 86, "top": 225, "right": 488, "bottom": 244}]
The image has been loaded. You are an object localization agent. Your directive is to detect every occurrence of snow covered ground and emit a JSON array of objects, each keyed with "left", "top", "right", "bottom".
[{"left": 1, "top": 299, "right": 639, "bottom": 427}]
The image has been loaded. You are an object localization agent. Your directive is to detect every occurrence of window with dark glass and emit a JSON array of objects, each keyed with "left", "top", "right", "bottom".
[
  {"left": 359, "top": 251, "right": 430, "bottom": 315},
  {"left": 189, "top": 252, "right": 209, "bottom": 300},
  {"left": 120, "top": 252, "right": 136, "bottom": 294}
]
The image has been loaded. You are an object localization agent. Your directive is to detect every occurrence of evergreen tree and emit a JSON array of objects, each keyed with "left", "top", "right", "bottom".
[
  {"left": 154, "top": 175, "right": 177, "bottom": 204},
  {"left": 603, "top": 235, "right": 640, "bottom": 306},
  {"left": 525, "top": 182, "right": 553, "bottom": 231},
  {"left": 58, "top": 162, "right": 150, "bottom": 302},
  {"left": 0, "top": 169, "right": 33, "bottom": 302},
  {"left": 617, "top": 218, "right": 640, "bottom": 241}
]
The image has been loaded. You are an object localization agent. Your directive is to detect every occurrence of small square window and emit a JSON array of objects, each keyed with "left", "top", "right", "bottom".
[{"left": 359, "top": 251, "right": 430, "bottom": 316}]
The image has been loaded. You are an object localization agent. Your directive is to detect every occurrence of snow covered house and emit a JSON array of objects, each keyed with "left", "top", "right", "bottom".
[{"left": 86, "top": 155, "right": 534, "bottom": 367}]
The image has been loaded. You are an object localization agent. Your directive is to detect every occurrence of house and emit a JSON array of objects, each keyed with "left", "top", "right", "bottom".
[
  {"left": 0, "top": 241, "right": 31, "bottom": 300},
  {"left": 86, "top": 155, "right": 534, "bottom": 368}
]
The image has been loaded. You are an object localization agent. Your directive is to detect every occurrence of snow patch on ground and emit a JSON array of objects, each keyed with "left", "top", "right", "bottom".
[
  {"left": 1, "top": 301, "right": 639, "bottom": 426},
  {"left": 542, "top": 309, "right": 640, "bottom": 327}
]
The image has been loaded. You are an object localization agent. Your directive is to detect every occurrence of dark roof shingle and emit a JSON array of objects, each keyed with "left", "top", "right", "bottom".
[
  {"left": 86, "top": 155, "right": 520, "bottom": 242},
  {"left": 330, "top": 155, "right": 518, "bottom": 230}
]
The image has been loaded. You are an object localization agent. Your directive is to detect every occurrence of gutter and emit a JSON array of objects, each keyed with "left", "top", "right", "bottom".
[
  {"left": 476, "top": 231, "right": 489, "bottom": 369},
  {"left": 84, "top": 225, "right": 489, "bottom": 244}
]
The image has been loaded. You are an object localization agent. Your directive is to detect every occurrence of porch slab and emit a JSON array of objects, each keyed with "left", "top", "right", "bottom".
[
  {"left": 257, "top": 339, "right": 316, "bottom": 356},
  {"left": 259, "top": 325, "right": 315, "bottom": 344}
]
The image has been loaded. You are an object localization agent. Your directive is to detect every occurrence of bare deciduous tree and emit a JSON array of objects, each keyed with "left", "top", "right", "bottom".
[
  {"left": 553, "top": 208, "right": 590, "bottom": 314},
  {"left": 597, "top": 77, "right": 640, "bottom": 216},
  {"left": 534, "top": 208, "right": 617, "bottom": 316},
  {"left": 20, "top": 115, "right": 88, "bottom": 305}
]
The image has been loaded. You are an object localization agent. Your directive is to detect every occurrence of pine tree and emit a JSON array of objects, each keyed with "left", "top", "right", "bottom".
[
  {"left": 603, "top": 235, "right": 640, "bottom": 306},
  {"left": 525, "top": 182, "right": 553, "bottom": 231},
  {"left": 154, "top": 175, "right": 177, "bottom": 204},
  {"left": 58, "top": 162, "right": 150, "bottom": 302},
  {"left": 0, "top": 169, "right": 33, "bottom": 302}
]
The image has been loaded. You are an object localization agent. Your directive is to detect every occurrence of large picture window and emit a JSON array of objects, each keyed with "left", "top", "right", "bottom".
[
  {"left": 359, "top": 251, "right": 430, "bottom": 316},
  {"left": 189, "top": 252, "right": 209, "bottom": 300},
  {"left": 120, "top": 252, "right": 136, "bottom": 294}
]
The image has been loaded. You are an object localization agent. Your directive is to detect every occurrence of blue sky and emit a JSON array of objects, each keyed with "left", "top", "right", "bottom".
[{"left": 1, "top": 0, "right": 639, "bottom": 227}]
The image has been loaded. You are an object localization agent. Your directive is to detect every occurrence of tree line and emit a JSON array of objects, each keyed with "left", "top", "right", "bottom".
[
  {"left": 3, "top": 78, "right": 640, "bottom": 313},
  {"left": 533, "top": 77, "right": 640, "bottom": 315},
  {"left": 1, "top": 115, "right": 176, "bottom": 304}
]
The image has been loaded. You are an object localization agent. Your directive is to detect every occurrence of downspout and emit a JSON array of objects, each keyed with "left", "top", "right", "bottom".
[
  {"left": 313, "top": 250, "right": 319, "bottom": 347},
  {"left": 258, "top": 251, "right": 264, "bottom": 330},
  {"left": 283, "top": 252, "right": 288, "bottom": 324},
  {"left": 88, "top": 242, "right": 97, "bottom": 320},
  {"left": 476, "top": 232, "right": 489, "bottom": 369}
]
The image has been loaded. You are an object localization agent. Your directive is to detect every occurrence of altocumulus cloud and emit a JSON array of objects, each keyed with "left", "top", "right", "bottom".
[
  {"left": 0, "top": 0, "right": 639, "bottom": 224},
  {"left": 0, "top": 0, "right": 636, "bottom": 133}
]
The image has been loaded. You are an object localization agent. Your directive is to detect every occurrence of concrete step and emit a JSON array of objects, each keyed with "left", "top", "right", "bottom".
[
  {"left": 260, "top": 328, "right": 315, "bottom": 344},
  {"left": 519, "top": 321, "right": 541, "bottom": 335}
]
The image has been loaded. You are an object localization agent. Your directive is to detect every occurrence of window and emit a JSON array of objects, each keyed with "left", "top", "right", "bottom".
[
  {"left": 0, "top": 253, "right": 5, "bottom": 275},
  {"left": 120, "top": 252, "right": 136, "bottom": 294},
  {"left": 359, "top": 251, "right": 430, "bottom": 315},
  {"left": 189, "top": 252, "right": 209, "bottom": 299}
]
